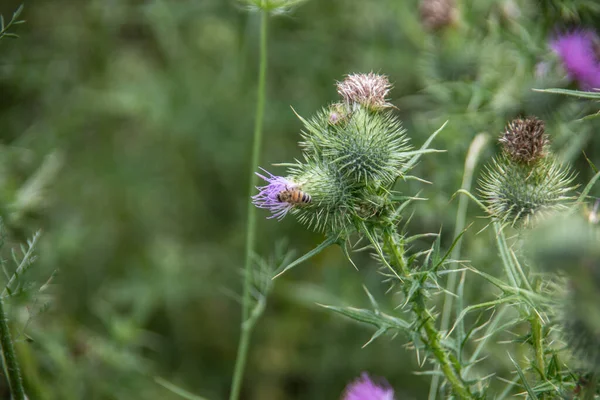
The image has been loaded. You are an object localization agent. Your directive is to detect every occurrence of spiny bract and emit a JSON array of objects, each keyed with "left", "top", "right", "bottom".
[
  {"left": 479, "top": 155, "right": 576, "bottom": 226},
  {"left": 300, "top": 107, "right": 411, "bottom": 186}
]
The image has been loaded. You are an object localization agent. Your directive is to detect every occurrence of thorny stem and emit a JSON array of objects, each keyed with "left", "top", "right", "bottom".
[
  {"left": 230, "top": 7, "right": 269, "bottom": 400},
  {"left": 0, "top": 296, "right": 25, "bottom": 400},
  {"left": 384, "top": 228, "right": 474, "bottom": 400}
]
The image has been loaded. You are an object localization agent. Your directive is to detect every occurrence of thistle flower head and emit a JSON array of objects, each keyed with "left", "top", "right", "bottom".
[
  {"left": 300, "top": 107, "right": 411, "bottom": 186},
  {"left": 419, "top": 0, "right": 458, "bottom": 31},
  {"left": 336, "top": 73, "right": 393, "bottom": 111},
  {"left": 479, "top": 157, "right": 576, "bottom": 226},
  {"left": 252, "top": 169, "right": 301, "bottom": 220},
  {"left": 499, "top": 117, "right": 549, "bottom": 164},
  {"left": 342, "top": 373, "right": 395, "bottom": 400},
  {"left": 551, "top": 29, "right": 600, "bottom": 91},
  {"left": 254, "top": 73, "right": 430, "bottom": 237},
  {"left": 288, "top": 161, "right": 356, "bottom": 233}
]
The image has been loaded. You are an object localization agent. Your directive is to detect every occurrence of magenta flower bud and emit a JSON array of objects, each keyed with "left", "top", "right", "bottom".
[
  {"left": 342, "top": 373, "right": 395, "bottom": 400},
  {"left": 551, "top": 30, "right": 600, "bottom": 91}
]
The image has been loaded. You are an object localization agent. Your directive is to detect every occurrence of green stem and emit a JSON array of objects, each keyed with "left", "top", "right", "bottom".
[
  {"left": 530, "top": 314, "right": 545, "bottom": 381},
  {"left": 0, "top": 296, "right": 25, "bottom": 400},
  {"left": 384, "top": 230, "right": 473, "bottom": 400},
  {"left": 493, "top": 222, "right": 519, "bottom": 288},
  {"left": 229, "top": 8, "right": 268, "bottom": 400},
  {"left": 583, "top": 373, "right": 597, "bottom": 400},
  {"left": 431, "top": 133, "right": 488, "bottom": 400}
]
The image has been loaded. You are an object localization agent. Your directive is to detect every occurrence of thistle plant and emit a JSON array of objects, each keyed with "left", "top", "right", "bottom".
[
  {"left": 448, "top": 111, "right": 600, "bottom": 398},
  {"left": 254, "top": 72, "right": 482, "bottom": 398},
  {"left": 479, "top": 117, "right": 576, "bottom": 226},
  {"left": 252, "top": 68, "right": 600, "bottom": 398}
]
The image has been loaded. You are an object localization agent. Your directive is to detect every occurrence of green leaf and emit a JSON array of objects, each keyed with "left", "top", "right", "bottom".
[
  {"left": 272, "top": 236, "right": 336, "bottom": 279},
  {"left": 12, "top": 4, "right": 24, "bottom": 20},
  {"left": 430, "top": 225, "right": 470, "bottom": 272},
  {"left": 400, "top": 120, "right": 448, "bottom": 175},
  {"left": 358, "top": 221, "right": 402, "bottom": 281},
  {"left": 578, "top": 111, "right": 600, "bottom": 121},
  {"left": 533, "top": 88, "right": 600, "bottom": 100},
  {"left": 578, "top": 170, "right": 600, "bottom": 203},
  {"left": 318, "top": 303, "right": 411, "bottom": 340},
  {"left": 446, "top": 296, "right": 521, "bottom": 339},
  {"left": 508, "top": 353, "right": 538, "bottom": 399},
  {"left": 154, "top": 377, "right": 209, "bottom": 400}
]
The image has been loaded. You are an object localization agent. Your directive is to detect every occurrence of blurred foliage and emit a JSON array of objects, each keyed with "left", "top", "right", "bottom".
[{"left": 0, "top": 0, "right": 599, "bottom": 399}]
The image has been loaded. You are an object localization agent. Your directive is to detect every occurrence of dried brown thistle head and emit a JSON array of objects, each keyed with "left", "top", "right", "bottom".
[{"left": 499, "top": 117, "right": 549, "bottom": 164}]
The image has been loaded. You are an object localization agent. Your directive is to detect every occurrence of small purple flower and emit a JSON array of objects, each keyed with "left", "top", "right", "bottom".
[
  {"left": 551, "top": 30, "right": 600, "bottom": 91},
  {"left": 252, "top": 168, "right": 297, "bottom": 220},
  {"left": 342, "top": 373, "right": 395, "bottom": 400}
]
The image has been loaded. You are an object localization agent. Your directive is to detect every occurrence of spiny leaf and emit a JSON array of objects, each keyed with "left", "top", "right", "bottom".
[
  {"left": 508, "top": 353, "right": 538, "bottom": 399},
  {"left": 272, "top": 236, "right": 336, "bottom": 279},
  {"left": 578, "top": 170, "right": 600, "bottom": 203},
  {"left": 533, "top": 87, "right": 600, "bottom": 100},
  {"left": 318, "top": 303, "right": 411, "bottom": 334},
  {"left": 359, "top": 221, "right": 402, "bottom": 281},
  {"left": 400, "top": 120, "right": 448, "bottom": 175},
  {"left": 446, "top": 296, "right": 521, "bottom": 339}
]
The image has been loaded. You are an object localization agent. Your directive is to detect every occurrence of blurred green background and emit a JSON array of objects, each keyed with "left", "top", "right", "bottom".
[{"left": 0, "top": 0, "right": 599, "bottom": 399}]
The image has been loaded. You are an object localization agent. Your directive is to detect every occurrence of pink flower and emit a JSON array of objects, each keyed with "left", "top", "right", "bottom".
[
  {"left": 342, "top": 373, "right": 395, "bottom": 400},
  {"left": 551, "top": 30, "right": 600, "bottom": 91},
  {"left": 252, "top": 168, "right": 297, "bottom": 220}
]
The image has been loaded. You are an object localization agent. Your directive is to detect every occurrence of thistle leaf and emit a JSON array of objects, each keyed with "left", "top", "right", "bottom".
[
  {"left": 318, "top": 304, "right": 411, "bottom": 334},
  {"left": 272, "top": 236, "right": 336, "bottom": 279},
  {"left": 508, "top": 353, "right": 538, "bottom": 399}
]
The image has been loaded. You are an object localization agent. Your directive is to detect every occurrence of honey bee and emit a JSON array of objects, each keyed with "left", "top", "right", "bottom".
[{"left": 277, "top": 187, "right": 311, "bottom": 204}]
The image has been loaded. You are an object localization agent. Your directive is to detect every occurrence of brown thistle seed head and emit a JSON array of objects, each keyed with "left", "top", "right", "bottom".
[
  {"left": 419, "top": 0, "right": 458, "bottom": 31},
  {"left": 336, "top": 73, "right": 393, "bottom": 110},
  {"left": 499, "top": 117, "right": 549, "bottom": 164}
]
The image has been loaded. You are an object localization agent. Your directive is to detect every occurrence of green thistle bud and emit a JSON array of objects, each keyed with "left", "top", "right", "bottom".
[
  {"left": 287, "top": 161, "right": 357, "bottom": 233},
  {"left": 299, "top": 107, "right": 411, "bottom": 186},
  {"left": 479, "top": 118, "right": 576, "bottom": 226}
]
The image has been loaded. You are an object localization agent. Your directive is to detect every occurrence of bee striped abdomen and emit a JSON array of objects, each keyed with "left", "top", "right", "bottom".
[{"left": 277, "top": 188, "right": 311, "bottom": 204}]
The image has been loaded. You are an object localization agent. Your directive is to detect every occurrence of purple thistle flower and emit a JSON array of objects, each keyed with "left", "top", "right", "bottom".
[
  {"left": 252, "top": 168, "right": 297, "bottom": 220},
  {"left": 342, "top": 373, "right": 395, "bottom": 400},
  {"left": 551, "top": 30, "right": 600, "bottom": 91}
]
